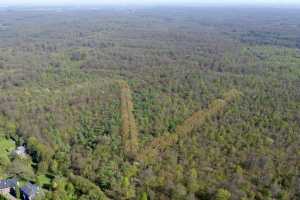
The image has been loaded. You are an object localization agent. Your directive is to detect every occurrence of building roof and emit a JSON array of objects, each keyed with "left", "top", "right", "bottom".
[
  {"left": 21, "top": 183, "right": 39, "bottom": 198},
  {"left": 16, "top": 146, "right": 26, "bottom": 152},
  {"left": 0, "top": 178, "right": 17, "bottom": 189},
  {"left": 15, "top": 146, "right": 27, "bottom": 156}
]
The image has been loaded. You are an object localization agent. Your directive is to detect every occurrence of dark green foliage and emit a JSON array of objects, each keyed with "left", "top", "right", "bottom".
[
  {"left": 69, "top": 174, "right": 109, "bottom": 200},
  {"left": 8, "top": 157, "right": 35, "bottom": 181},
  {"left": 0, "top": 195, "right": 7, "bottom": 200}
]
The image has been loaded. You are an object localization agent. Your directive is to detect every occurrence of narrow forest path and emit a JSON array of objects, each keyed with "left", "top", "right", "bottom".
[
  {"left": 119, "top": 80, "right": 139, "bottom": 158},
  {"left": 117, "top": 80, "right": 241, "bottom": 164},
  {"left": 136, "top": 89, "right": 241, "bottom": 164}
]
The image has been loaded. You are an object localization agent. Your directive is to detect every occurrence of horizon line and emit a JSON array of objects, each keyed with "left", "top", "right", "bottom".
[{"left": 1, "top": 3, "right": 300, "bottom": 8}]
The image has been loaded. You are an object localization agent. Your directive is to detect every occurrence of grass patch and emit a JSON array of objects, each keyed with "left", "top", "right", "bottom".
[{"left": 37, "top": 174, "right": 52, "bottom": 188}]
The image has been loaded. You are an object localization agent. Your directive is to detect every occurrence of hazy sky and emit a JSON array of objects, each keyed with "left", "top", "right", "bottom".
[{"left": 1, "top": 0, "right": 299, "bottom": 6}]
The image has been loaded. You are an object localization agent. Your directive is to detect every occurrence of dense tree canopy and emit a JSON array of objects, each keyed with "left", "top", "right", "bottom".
[{"left": 0, "top": 6, "right": 299, "bottom": 200}]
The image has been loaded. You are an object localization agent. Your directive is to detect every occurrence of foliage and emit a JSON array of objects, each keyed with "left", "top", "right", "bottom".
[
  {"left": 0, "top": 137, "right": 15, "bottom": 175},
  {"left": 0, "top": 7, "right": 299, "bottom": 200},
  {"left": 0, "top": 195, "right": 7, "bottom": 200},
  {"left": 215, "top": 189, "right": 231, "bottom": 200}
]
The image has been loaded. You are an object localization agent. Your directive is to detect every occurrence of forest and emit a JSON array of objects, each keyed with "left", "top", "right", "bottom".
[{"left": 0, "top": 6, "right": 299, "bottom": 200}]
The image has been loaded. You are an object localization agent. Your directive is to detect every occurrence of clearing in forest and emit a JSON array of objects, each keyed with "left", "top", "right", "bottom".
[
  {"left": 119, "top": 81, "right": 139, "bottom": 157},
  {"left": 137, "top": 89, "right": 241, "bottom": 164}
]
